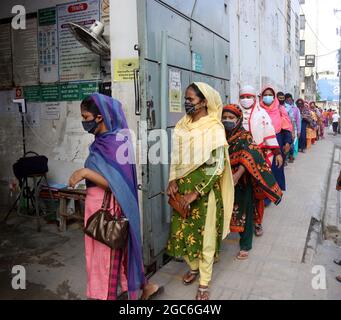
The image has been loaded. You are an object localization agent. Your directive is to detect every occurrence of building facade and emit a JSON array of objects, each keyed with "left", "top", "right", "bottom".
[{"left": 229, "top": 0, "right": 301, "bottom": 102}]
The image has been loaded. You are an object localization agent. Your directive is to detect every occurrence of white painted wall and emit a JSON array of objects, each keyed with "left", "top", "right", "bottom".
[{"left": 228, "top": 0, "right": 300, "bottom": 101}]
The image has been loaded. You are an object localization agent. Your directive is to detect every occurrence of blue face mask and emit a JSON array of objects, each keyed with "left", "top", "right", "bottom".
[
  {"left": 263, "top": 96, "right": 274, "bottom": 106},
  {"left": 222, "top": 120, "right": 237, "bottom": 132},
  {"left": 82, "top": 119, "right": 99, "bottom": 134}
]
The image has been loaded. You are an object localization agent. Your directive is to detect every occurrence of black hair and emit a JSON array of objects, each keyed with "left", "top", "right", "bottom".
[
  {"left": 187, "top": 83, "right": 206, "bottom": 101},
  {"left": 81, "top": 96, "right": 101, "bottom": 117},
  {"left": 285, "top": 93, "right": 293, "bottom": 100},
  {"left": 277, "top": 92, "right": 285, "bottom": 97}
]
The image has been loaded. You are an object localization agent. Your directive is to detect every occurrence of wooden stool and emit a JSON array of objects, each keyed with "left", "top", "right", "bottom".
[{"left": 57, "top": 188, "right": 86, "bottom": 232}]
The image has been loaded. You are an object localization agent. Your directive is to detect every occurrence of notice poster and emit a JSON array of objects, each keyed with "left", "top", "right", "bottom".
[
  {"left": 41, "top": 102, "right": 61, "bottom": 120},
  {"left": 57, "top": 0, "right": 101, "bottom": 82},
  {"left": 0, "top": 23, "right": 13, "bottom": 88},
  {"left": 12, "top": 18, "right": 39, "bottom": 86},
  {"left": 113, "top": 58, "right": 139, "bottom": 82},
  {"left": 192, "top": 52, "right": 203, "bottom": 73},
  {"left": 38, "top": 8, "right": 59, "bottom": 83},
  {"left": 169, "top": 69, "right": 182, "bottom": 113}
]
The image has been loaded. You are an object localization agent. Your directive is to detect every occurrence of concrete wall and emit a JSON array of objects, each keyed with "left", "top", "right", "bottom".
[{"left": 228, "top": 0, "right": 300, "bottom": 101}]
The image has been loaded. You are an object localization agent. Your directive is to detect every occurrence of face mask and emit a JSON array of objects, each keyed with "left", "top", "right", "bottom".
[
  {"left": 222, "top": 120, "right": 237, "bottom": 132},
  {"left": 263, "top": 96, "right": 274, "bottom": 106},
  {"left": 82, "top": 119, "right": 99, "bottom": 134},
  {"left": 240, "top": 98, "right": 255, "bottom": 109},
  {"left": 185, "top": 102, "right": 201, "bottom": 115},
  {"left": 278, "top": 99, "right": 285, "bottom": 105}
]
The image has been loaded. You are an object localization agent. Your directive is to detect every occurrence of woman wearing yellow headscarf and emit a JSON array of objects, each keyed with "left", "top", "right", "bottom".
[{"left": 166, "top": 82, "right": 234, "bottom": 300}]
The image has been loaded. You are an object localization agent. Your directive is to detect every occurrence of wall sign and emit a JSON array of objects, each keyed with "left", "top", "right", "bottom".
[
  {"left": 23, "top": 82, "right": 100, "bottom": 102},
  {"left": 192, "top": 52, "right": 203, "bottom": 72},
  {"left": 57, "top": 0, "right": 101, "bottom": 82},
  {"left": 113, "top": 58, "right": 139, "bottom": 82},
  {"left": 169, "top": 69, "right": 182, "bottom": 113},
  {"left": 38, "top": 7, "right": 59, "bottom": 83}
]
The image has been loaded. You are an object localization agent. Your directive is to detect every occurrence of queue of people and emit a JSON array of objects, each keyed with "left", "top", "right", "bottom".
[
  {"left": 166, "top": 82, "right": 328, "bottom": 300},
  {"left": 68, "top": 82, "right": 331, "bottom": 301}
]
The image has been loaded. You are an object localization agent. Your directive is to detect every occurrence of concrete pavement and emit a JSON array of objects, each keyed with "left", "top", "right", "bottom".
[{"left": 150, "top": 135, "right": 341, "bottom": 300}]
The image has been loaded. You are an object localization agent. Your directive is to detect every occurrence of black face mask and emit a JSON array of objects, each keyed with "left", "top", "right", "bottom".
[
  {"left": 278, "top": 99, "right": 285, "bottom": 105},
  {"left": 222, "top": 120, "right": 237, "bottom": 132},
  {"left": 82, "top": 119, "right": 99, "bottom": 134},
  {"left": 185, "top": 102, "right": 202, "bottom": 115}
]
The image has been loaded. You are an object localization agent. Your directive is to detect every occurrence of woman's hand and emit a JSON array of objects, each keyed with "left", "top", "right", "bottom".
[
  {"left": 283, "top": 143, "right": 291, "bottom": 155},
  {"left": 233, "top": 165, "right": 245, "bottom": 186},
  {"left": 167, "top": 180, "right": 178, "bottom": 200},
  {"left": 180, "top": 192, "right": 199, "bottom": 211},
  {"left": 232, "top": 173, "right": 240, "bottom": 186},
  {"left": 69, "top": 168, "right": 87, "bottom": 188},
  {"left": 275, "top": 154, "right": 283, "bottom": 168}
]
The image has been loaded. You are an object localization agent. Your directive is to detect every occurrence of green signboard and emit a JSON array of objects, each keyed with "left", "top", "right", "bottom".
[
  {"left": 38, "top": 8, "right": 56, "bottom": 26},
  {"left": 23, "top": 86, "right": 41, "bottom": 102},
  {"left": 79, "top": 82, "right": 99, "bottom": 100},
  {"left": 41, "top": 84, "right": 60, "bottom": 101},
  {"left": 60, "top": 83, "right": 80, "bottom": 101},
  {"left": 23, "top": 82, "right": 101, "bottom": 102}
]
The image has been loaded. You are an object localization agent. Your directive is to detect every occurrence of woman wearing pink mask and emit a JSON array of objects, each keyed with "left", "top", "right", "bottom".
[
  {"left": 259, "top": 87, "right": 293, "bottom": 195},
  {"left": 239, "top": 85, "right": 282, "bottom": 237}
]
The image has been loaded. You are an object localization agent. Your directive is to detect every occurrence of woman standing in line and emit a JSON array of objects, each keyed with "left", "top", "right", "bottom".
[
  {"left": 69, "top": 94, "right": 160, "bottom": 300},
  {"left": 296, "top": 98, "right": 312, "bottom": 153},
  {"left": 238, "top": 85, "right": 282, "bottom": 237},
  {"left": 222, "top": 104, "right": 282, "bottom": 260},
  {"left": 259, "top": 87, "right": 293, "bottom": 193},
  {"left": 167, "top": 83, "right": 234, "bottom": 301}
]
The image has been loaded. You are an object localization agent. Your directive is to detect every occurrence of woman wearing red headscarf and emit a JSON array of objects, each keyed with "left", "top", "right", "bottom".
[{"left": 222, "top": 104, "right": 282, "bottom": 260}]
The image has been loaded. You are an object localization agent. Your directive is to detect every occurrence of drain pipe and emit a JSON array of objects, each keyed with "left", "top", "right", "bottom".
[{"left": 160, "top": 31, "right": 171, "bottom": 223}]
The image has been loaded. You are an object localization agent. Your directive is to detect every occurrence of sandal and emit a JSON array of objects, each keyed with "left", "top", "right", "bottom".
[
  {"left": 183, "top": 270, "right": 199, "bottom": 286},
  {"left": 255, "top": 224, "right": 264, "bottom": 237},
  {"left": 236, "top": 250, "right": 249, "bottom": 260},
  {"left": 140, "top": 284, "right": 164, "bottom": 300},
  {"left": 196, "top": 286, "right": 209, "bottom": 300},
  {"left": 336, "top": 276, "right": 341, "bottom": 283},
  {"left": 334, "top": 259, "right": 341, "bottom": 266}
]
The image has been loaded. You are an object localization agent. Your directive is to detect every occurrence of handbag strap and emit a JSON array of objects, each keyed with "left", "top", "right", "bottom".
[{"left": 101, "top": 189, "right": 112, "bottom": 210}]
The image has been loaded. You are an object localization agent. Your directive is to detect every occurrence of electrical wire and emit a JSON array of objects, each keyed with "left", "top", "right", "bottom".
[
  {"left": 297, "top": 0, "right": 333, "bottom": 52},
  {"left": 316, "top": 49, "right": 338, "bottom": 58}
]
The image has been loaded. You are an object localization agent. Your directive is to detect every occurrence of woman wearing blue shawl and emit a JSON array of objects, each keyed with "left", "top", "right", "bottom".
[{"left": 69, "top": 93, "right": 160, "bottom": 300}]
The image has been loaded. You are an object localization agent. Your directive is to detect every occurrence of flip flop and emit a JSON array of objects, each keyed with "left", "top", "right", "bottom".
[
  {"left": 196, "top": 286, "right": 209, "bottom": 300},
  {"left": 183, "top": 270, "right": 199, "bottom": 286},
  {"left": 236, "top": 251, "right": 249, "bottom": 260},
  {"left": 255, "top": 224, "right": 264, "bottom": 237}
]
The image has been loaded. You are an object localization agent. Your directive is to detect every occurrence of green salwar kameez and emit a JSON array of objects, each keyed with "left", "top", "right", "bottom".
[{"left": 167, "top": 147, "right": 226, "bottom": 262}]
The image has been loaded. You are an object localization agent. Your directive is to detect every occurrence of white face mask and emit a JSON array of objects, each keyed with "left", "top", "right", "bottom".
[{"left": 240, "top": 98, "right": 255, "bottom": 110}]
